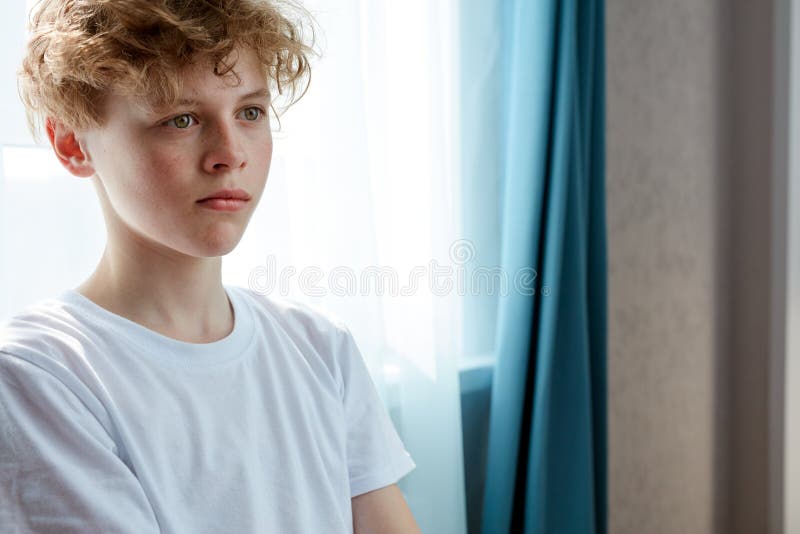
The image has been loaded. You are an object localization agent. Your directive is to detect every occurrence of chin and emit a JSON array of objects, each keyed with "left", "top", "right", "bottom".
[
  {"left": 188, "top": 230, "right": 246, "bottom": 258},
  {"left": 200, "top": 239, "right": 242, "bottom": 258}
]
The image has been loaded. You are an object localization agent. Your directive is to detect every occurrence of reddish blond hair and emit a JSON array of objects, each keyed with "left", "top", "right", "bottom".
[{"left": 18, "top": 0, "right": 319, "bottom": 141}]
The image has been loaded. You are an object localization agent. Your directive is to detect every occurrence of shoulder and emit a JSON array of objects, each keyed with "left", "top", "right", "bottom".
[
  {"left": 231, "top": 285, "right": 352, "bottom": 344},
  {"left": 229, "top": 286, "right": 363, "bottom": 388},
  {"left": 0, "top": 293, "right": 108, "bottom": 408},
  {"left": 0, "top": 295, "right": 116, "bottom": 439},
  {"left": 0, "top": 294, "right": 90, "bottom": 368}
]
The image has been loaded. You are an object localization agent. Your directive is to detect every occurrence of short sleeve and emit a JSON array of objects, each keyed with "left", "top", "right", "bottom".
[
  {"left": 337, "top": 328, "right": 416, "bottom": 498},
  {"left": 0, "top": 352, "right": 161, "bottom": 533}
]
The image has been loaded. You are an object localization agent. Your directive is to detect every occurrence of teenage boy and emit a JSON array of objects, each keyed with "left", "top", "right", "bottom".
[{"left": 0, "top": 1, "right": 419, "bottom": 532}]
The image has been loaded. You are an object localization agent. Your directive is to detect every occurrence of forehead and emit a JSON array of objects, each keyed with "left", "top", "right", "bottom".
[
  {"left": 178, "top": 47, "right": 267, "bottom": 93},
  {"left": 108, "top": 47, "right": 268, "bottom": 116}
]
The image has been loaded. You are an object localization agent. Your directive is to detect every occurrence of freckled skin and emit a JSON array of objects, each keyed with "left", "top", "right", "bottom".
[
  {"left": 44, "top": 46, "right": 275, "bottom": 340},
  {"left": 81, "top": 46, "right": 273, "bottom": 259}
]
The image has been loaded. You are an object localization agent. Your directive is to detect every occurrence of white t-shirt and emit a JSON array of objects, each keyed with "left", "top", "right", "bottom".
[{"left": 0, "top": 285, "right": 415, "bottom": 533}]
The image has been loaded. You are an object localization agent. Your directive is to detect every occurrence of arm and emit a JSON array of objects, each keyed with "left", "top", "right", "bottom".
[
  {"left": 0, "top": 352, "right": 160, "bottom": 533},
  {"left": 335, "top": 325, "right": 419, "bottom": 531},
  {"left": 352, "top": 483, "right": 421, "bottom": 534}
]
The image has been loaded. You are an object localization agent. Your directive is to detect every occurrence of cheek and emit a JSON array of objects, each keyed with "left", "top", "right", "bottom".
[
  {"left": 259, "top": 138, "right": 274, "bottom": 168},
  {"left": 111, "top": 151, "right": 191, "bottom": 222},
  {"left": 245, "top": 135, "right": 272, "bottom": 178},
  {"left": 134, "top": 150, "right": 188, "bottom": 195},
  {"left": 264, "top": 143, "right": 273, "bottom": 167}
]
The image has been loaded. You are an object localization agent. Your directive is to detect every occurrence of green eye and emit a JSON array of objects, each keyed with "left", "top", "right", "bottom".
[
  {"left": 242, "top": 107, "right": 262, "bottom": 121},
  {"left": 169, "top": 114, "right": 194, "bottom": 129},
  {"left": 163, "top": 108, "right": 262, "bottom": 129}
]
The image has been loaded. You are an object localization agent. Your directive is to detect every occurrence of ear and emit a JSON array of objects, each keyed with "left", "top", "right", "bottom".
[{"left": 45, "top": 117, "right": 96, "bottom": 178}]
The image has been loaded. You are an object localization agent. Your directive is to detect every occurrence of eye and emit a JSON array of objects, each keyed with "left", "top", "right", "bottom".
[
  {"left": 164, "top": 114, "right": 195, "bottom": 129},
  {"left": 240, "top": 107, "right": 264, "bottom": 121}
]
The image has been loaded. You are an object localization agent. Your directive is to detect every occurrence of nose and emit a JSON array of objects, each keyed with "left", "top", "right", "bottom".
[{"left": 202, "top": 121, "right": 247, "bottom": 173}]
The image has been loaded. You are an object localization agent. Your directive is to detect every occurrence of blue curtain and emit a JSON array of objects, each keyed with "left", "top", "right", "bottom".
[{"left": 481, "top": 0, "right": 607, "bottom": 532}]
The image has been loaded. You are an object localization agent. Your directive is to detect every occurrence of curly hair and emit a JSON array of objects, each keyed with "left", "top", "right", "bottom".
[{"left": 18, "top": 0, "right": 319, "bottom": 142}]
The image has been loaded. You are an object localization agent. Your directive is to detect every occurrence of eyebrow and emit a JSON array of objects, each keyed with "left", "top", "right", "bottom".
[{"left": 158, "top": 88, "right": 271, "bottom": 109}]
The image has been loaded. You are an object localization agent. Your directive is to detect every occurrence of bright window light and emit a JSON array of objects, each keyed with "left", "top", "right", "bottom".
[{"left": 2, "top": 145, "right": 71, "bottom": 182}]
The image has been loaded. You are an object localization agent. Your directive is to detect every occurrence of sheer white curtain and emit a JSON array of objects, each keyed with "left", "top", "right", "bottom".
[
  {"left": 229, "top": 1, "right": 467, "bottom": 530},
  {"left": 0, "top": 1, "right": 467, "bottom": 531}
]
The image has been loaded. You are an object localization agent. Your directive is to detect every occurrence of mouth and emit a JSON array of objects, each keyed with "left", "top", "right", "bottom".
[
  {"left": 197, "top": 197, "right": 250, "bottom": 212},
  {"left": 197, "top": 187, "right": 251, "bottom": 203}
]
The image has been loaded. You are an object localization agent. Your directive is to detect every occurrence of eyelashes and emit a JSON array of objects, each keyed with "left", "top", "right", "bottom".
[
  {"left": 165, "top": 114, "right": 195, "bottom": 129},
  {"left": 162, "top": 106, "right": 267, "bottom": 129}
]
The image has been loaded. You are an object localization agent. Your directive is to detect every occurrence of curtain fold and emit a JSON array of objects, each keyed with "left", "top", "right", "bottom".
[{"left": 481, "top": 0, "right": 607, "bottom": 532}]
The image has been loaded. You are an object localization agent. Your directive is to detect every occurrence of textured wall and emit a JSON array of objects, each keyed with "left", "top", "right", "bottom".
[
  {"left": 607, "top": 0, "right": 776, "bottom": 532},
  {"left": 606, "top": 0, "right": 730, "bottom": 532}
]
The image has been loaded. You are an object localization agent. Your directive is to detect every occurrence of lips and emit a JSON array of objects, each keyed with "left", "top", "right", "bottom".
[
  {"left": 197, "top": 198, "right": 249, "bottom": 212},
  {"left": 197, "top": 188, "right": 251, "bottom": 202}
]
